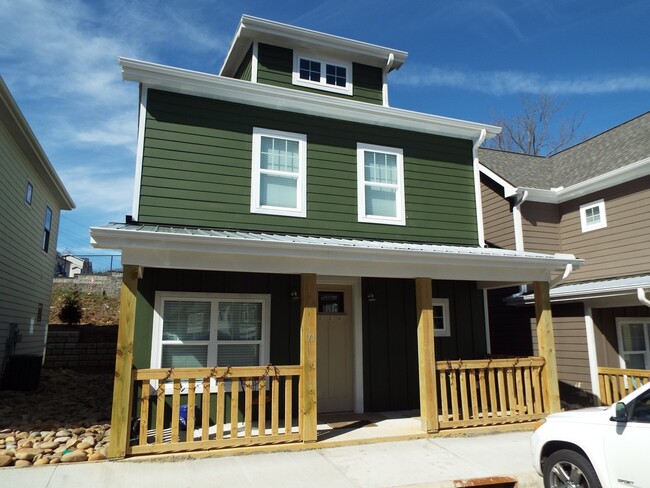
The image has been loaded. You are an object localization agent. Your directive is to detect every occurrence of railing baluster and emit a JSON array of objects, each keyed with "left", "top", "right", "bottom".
[
  {"left": 258, "top": 378, "right": 267, "bottom": 437},
  {"left": 285, "top": 377, "right": 293, "bottom": 435},
  {"left": 271, "top": 375, "right": 279, "bottom": 435},
  {"left": 439, "top": 370, "right": 449, "bottom": 422},
  {"left": 216, "top": 378, "right": 225, "bottom": 440},
  {"left": 469, "top": 369, "right": 479, "bottom": 420},
  {"left": 459, "top": 369, "right": 469, "bottom": 420},
  {"left": 139, "top": 381, "right": 150, "bottom": 446},
  {"left": 186, "top": 379, "right": 196, "bottom": 441},
  {"left": 230, "top": 378, "right": 240, "bottom": 439},
  {"left": 202, "top": 377, "right": 210, "bottom": 441},
  {"left": 244, "top": 379, "right": 253, "bottom": 439},
  {"left": 171, "top": 378, "right": 181, "bottom": 443}
]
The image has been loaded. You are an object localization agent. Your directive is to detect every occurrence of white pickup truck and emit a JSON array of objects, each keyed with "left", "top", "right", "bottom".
[{"left": 531, "top": 381, "right": 650, "bottom": 488}]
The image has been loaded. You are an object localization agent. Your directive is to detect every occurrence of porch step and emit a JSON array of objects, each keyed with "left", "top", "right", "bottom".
[{"left": 453, "top": 476, "right": 518, "bottom": 488}]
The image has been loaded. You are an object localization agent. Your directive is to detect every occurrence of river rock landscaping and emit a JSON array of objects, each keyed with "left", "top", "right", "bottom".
[{"left": 0, "top": 368, "right": 113, "bottom": 468}]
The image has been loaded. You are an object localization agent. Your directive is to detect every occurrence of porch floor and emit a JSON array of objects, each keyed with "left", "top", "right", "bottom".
[{"left": 316, "top": 410, "right": 426, "bottom": 444}]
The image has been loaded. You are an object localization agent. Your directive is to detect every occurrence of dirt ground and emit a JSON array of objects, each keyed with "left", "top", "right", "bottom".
[{"left": 48, "top": 289, "right": 120, "bottom": 326}]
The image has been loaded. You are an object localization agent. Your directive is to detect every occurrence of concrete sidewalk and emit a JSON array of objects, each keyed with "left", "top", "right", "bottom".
[{"left": 0, "top": 431, "right": 543, "bottom": 488}]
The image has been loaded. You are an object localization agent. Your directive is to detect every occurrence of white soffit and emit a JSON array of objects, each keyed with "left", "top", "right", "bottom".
[
  {"left": 119, "top": 57, "right": 500, "bottom": 142},
  {"left": 90, "top": 224, "right": 581, "bottom": 284}
]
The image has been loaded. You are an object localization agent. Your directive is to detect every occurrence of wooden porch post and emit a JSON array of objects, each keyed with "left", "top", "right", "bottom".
[
  {"left": 108, "top": 265, "right": 139, "bottom": 459},
  {"left": 300, "top": 273, "right": 318, "bottom": 442},
  {"left": 415, "top": 277, "right": 439, "bottom": 433},
  {"left": 534, "top": 281, "right": 561, "bottom": 413}
]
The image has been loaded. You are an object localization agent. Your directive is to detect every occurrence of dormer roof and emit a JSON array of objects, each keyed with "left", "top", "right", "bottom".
[{"left": 220, "top": 15, "right": 408, "bottom": 77}]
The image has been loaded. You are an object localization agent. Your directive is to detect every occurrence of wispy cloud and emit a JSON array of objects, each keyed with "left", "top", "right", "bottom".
[{"left": 393, "top": 66, "right": 650, "bottom": 96}]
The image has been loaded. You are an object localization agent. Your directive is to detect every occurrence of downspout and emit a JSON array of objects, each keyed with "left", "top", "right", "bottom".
[
  {"left": 473, "top": 129, "right": 488, "bottom": 247},
  {"left": 550, "top": 263, "right": 573, "bottom": 288},
  {"left": 512, "top": 190, "right": 528, "bottom": 295},
  {"left": 382, "top": 53, "right": 395, "bottom": 107},
  {"left": 637, "top": 288, "right": 650, "bottom": 307}
]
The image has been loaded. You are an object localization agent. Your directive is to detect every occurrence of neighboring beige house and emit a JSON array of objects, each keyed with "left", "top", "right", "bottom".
[
  {"left": 480, "top": 111, "right": 650, "bottom": 404},
  {"left": 0, "top": 76, "right": 75, "bottom": 385}
]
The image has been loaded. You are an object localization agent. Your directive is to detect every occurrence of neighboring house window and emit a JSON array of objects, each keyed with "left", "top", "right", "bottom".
[
  {"left": 292, "top": 52, "right": 352, "bottom": 95},
  {"left": 25, "top": 181, "right": 33, "bottom": 205},
  {"left": 432, "top": 298, "right": 451, "bottom": 337},
  {"left": 357, "top": 143, "right": 405, "bottom": 225},
  {"left": 617, "top": 319, "right": 650, "bottom": 370},
  {"left": 153, "top": 293, "right": 271, "bottom": 371},
  {"left": 36, "top": 303, "right": 43, "bottom": 323},
  {"left": 42, "top": 206, "right": 52, "bottom": 252},
  {"left": 579, "top": 199, "right": 607, "bottom": 232},
  {"left": 251, "top": 128, "right": 307, "bottom": 218}
]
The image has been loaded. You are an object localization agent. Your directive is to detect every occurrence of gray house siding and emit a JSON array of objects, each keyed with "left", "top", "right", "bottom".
[
  {"left": 480, "top": 176, "right": 515, "bottom": 250},
  {"left": 521, "top": 202, "right": 561, "bottom": 254},
  {"left": 559, "top": 176, "right": 650, "bottom": 283},
  {"left": 0, "top": 119, "right": 61, "bottom": 368},
  {"left": 138, "top": 89, "right": 479, "bottom": 245}
]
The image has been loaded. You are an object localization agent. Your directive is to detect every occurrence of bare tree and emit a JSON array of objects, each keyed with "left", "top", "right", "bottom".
[{"left": 487, "top": 95, "right": 584, "bottom": 156}]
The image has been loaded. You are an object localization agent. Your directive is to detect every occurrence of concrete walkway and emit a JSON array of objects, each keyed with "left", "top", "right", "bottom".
[{"left": 0, "top": 431, "right": 543, "bottom": 488}]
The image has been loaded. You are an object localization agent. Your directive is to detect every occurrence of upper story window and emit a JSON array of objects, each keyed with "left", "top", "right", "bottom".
[
  {"left": 251, "top": 128, "right": 307, "bottom": 218},
  {"left": 579, "top": 199, "right": 607, "bottom": 233},
  {"left": 42, "top": 206, "right": 52, "bottom": 252},
  {"left": 25, "top": 181, "right": 33, "bottom": 206},
  {"left": 292, "top": 52, "right": 352, "bottom": 96},
  {"left": 357, "top": 143, "right": 405, "bottom": 226}
]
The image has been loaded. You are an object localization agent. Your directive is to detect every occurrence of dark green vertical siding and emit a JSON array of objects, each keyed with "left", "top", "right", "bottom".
[
  {"left": 362, "top": 278, "right": 486, "bottom": 412},
  {"left": 256, "top": 43, "right": 383, "bottom": 104},
  {"left": 139, "top": 89, "right": 478, "bottom": 245},
  {"left": 233, "top": 45, "right": 253, "bottom": 81}
]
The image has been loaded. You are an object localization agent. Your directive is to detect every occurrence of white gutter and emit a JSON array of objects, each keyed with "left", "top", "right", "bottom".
[
  {"left": 637, "top": 288, "right": 650, "bottom": 307},
  {"left": 550, "top": 263, "right": 574, "bottom": 288},
  {"left": 512, "top": 156, "right": 650, "bottom": 204},
  {"left": 473, "top": 129, "right": 488, "bottom": 247},
  {"left": 120, "top": 57, "right": 501, "bottom": 142}
]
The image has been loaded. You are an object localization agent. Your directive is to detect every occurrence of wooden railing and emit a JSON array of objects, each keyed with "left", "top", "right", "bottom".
[
  {"left": 128, "top": 365, "right": 302, "bottom": 455},
  {"left": 598, "top": 367, "right": 650, "bottom": 405},
  {"left": 437, "top": 357, "right": 548, "bottom": 429}
]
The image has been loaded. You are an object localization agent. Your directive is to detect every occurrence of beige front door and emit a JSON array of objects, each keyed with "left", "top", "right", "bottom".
[{"left": 317, "top": 285, "right": 354, "bottom": 413}]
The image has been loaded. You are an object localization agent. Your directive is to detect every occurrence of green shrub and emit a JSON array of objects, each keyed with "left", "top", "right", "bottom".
[{"left": 58, "top": 289, "right": 84, "bottom": 325}]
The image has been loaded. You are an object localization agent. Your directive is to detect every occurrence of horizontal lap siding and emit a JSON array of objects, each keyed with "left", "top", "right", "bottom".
[
  {"left": 559, "top": 176, "right": 650, "bottom": 282},
  {"left": 352, "top": 63, "right": 383, "bottom": 105},
  {"left": 139, "top": 89, "right": 478, "bottom": 245},
  {"left": 521, "top": 202, "right": 560, "bottom": 254},
  {"left": 480, "top": 176, "right": 515, "bottom": 250},
  {"left": 233, "top": 46, "right": 252, "bottom": 81},
  {"left": 0, "top": 120, "right": 60, "bottom": 365},
  {"left": 592, "top": 306, "right": 649, "bottom": 369},
  {"left": 531, "top": 303, "right": 591, "bottom": 392}
]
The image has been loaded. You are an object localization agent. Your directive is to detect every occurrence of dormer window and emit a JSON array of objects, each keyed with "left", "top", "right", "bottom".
[{"left": 292, "top": 52, "right": 352, "bottom": 95}]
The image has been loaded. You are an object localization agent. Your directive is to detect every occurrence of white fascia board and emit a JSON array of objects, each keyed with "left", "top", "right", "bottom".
[
  {"left": 221, "top": 15, "right": 408, "bottom": 76},
  {"left": 515, "top": 156, "right": 650, "bottom": 204},
  {"left": 90, "top": 226, "right": 580, "bottom": 283},
  {"left": 478, "top": 164, "right": 517, "bottom": 197},
  {"left": 120, "top": 57, "right": 500, "bottom": 142}
]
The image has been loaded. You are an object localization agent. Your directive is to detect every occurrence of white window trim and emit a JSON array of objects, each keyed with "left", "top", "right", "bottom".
[
  {"left": 251, "top": 127, "right": 307, "bottom": 218},
  {"left": 616, "top": 317, "right": 650, "bottom": 370},
  {"left": 25, "top": 180, "right": 33, "bottom": 206},
  {"left": 432, "top": 298, "right": 451, "bottom": 337},
  {"left": 357, "top": 142, "right": 406, "bottom": 226},
  {"left": 292, "top": 52, "right": 353, "bottom": 96},
  {"left": 579, "top": 199, "right": 607, "bottom": 233},
  {"left": 151, "top": 291, "right": 271, "bottom": 394}
]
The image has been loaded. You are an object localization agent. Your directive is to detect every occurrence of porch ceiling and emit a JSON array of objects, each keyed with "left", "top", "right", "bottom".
[{"left": 90, "top": 223, "right": 582, "bottom": 285}]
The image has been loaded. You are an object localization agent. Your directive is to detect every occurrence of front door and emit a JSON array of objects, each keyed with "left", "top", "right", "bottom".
[{"left": 317, "top": 285, "right": 354, "bottom": 413}]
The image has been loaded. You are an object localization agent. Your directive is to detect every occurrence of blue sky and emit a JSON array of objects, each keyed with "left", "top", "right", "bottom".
[{"left": 1, "top": 0, "right": 649, "bottom": 257}]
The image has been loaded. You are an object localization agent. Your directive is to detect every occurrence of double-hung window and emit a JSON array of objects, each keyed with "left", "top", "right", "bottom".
[
  {"left": 357, "top": 143, "right": 405, "bottom": 225},
  {"left": 432, "top": 298, "right": 451, "bottom": 337},
  {"left": 617, "top": 318, "right": 650, "bottom": 370},
  {"left": 579, "top": 199, "right": 607, "bottom": 232},
  {"left": 292, "top": 53, "right": 352, "bottom": 95},
  {"left": 153, "top": 293, "right": 270, "bottom": 371},
  {"left": 251, "top": 128, "right": 307, "bottom": 218}
]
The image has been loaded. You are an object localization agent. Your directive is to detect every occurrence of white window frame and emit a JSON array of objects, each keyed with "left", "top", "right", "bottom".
[
  {"left": 25, "top": 181, "right": 33, "bottom": 206},
  {"left": 616, "top": 318, "right": 650, "bottom": 370},
  {"left": 292, "top": 52, "right": 353, "bottom": 96},
  {"left": 151, "top": 292, "right": 271, "bottom": 393},
  {"left": 357, "top": 143, "right": 406, "bottom": 226},
  {"left": 432, "top": 298, "right": 451, "bottom": 337},
  {"left": 251, "top": 128, "right": 307, "bottom": 218},
  {"left": 579, "top": 199, "right": 607, "bottom": 233}
]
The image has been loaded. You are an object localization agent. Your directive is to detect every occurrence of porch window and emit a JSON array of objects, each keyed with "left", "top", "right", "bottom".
[
  {"left": 617, "top": 319, "right": 650, "bottom": 370},
  {"left": 251, "top": 128, "right": 307, "bottom": 218},
  {"left": 357, "top": 143, "right": 405, "bottom": 225},
  {"left": 153, "top": 292, "right": 270, "bottom": 370},
  {"left": 579, "top": 199, "right": 607, "bottom": 233},
  {"left": 432, "top": 298, "right": 451, "bottom": 337}
]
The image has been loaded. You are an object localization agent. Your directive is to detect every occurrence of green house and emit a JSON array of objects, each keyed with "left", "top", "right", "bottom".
[{"left": 91, "top": 16, "right": 581, "bottom": 457}]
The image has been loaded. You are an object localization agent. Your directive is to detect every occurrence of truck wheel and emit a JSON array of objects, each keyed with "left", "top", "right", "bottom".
[{"left": 543, "top": 449, "right": 601, "bottom": 488}]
